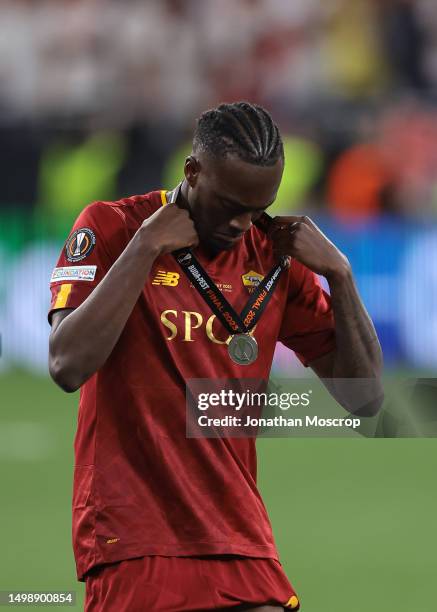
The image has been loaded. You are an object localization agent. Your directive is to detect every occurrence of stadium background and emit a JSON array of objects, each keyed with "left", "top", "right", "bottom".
[{"left": 1, "top": 0, "right": 437, "bottom": 609}]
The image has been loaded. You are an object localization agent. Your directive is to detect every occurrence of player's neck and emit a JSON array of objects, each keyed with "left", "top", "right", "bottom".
[
  {"left": 179, "top": 180, "right": 191, "bottom": 211},
  {"left": 178, "top": 180, "right": 217, "bottom": 260}
]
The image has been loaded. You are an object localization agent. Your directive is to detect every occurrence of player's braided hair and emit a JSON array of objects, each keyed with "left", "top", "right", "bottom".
[{"left": 193, "top": 102, "right": 284, "bottom": 167}]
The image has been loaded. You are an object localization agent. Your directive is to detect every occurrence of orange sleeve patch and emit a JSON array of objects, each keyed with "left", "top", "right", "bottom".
[{"left": 53, "top": 283, "right": 72, "bottom": 309}]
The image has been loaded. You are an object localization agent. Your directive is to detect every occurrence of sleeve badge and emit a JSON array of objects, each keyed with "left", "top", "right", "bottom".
[{"left": 65, "top": 228, "right": 96, "bottom": 262}]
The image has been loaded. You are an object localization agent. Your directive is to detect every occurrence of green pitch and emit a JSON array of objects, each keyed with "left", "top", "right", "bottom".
[{"left": 1, "top": 371, "right": 436, "bottom": 611}]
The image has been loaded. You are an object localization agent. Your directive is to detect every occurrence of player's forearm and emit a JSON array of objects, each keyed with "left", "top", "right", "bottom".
[
  {"left": 327, "top": 265, "right": 383, "bottom": 379},
  {"left": 323, "top": 266, "right": 384, "bottom": 415},
  {"left": 49, "top": 226, "right": 160, "bottom": 391}
]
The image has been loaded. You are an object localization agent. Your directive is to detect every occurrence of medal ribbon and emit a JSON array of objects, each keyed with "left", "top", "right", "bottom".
[{"left": 167, "top": 185, "right": 288, "bottom": 337}]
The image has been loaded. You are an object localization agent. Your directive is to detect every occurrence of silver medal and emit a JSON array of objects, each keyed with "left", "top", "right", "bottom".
[{"left": 228, "top": 334, "right": 258, "bottom": 365}]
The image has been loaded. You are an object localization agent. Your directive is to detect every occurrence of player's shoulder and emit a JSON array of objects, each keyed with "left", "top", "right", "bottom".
[
  {"left": 106, "top": 189, "right": 164, "bottom": 214},
  {"left": 82, "top": 189, "right": 163, "bottom": 225},
  {"left": 68, "top": 190, "right": 164, "bottom": 254}
]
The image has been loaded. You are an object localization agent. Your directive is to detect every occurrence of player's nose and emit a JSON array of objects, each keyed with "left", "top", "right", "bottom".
[{"left": 229, "top": 212, "right": 252, "bottom": 234}]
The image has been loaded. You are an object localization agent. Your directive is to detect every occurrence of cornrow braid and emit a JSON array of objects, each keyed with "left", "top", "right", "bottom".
[{"left": 193, "top": 101, "right": 284, "bottom": 167}]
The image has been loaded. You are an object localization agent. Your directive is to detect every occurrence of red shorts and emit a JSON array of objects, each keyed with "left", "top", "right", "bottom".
[{"left": 84, "top": 555, "right": 300, "bottom": 611}]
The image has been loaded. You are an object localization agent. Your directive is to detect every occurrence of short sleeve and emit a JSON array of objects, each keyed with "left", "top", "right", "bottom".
[
  {"left": 48, "top": 202, "right": 125, "bottom": 324},
  {"left": 278, "top": 260, "right": 336, "bottom": 366}
]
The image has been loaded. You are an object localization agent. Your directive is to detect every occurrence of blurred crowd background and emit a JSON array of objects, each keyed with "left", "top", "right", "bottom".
[{"left": 1, "top": 0, "right": 437, "bottom": 372}]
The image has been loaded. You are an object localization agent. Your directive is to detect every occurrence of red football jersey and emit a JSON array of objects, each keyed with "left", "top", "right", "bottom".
[{"left": 49, "top": 189, "right": 335, "bottom": 580}]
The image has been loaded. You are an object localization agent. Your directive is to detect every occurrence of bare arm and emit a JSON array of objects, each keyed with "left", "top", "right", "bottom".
[
  {"left": 309, "top": 266, "right": 384, "bottom": 416},
  {"left": 311, "top": 266, "right": 383, "bottom": 379},
  {"left": 270, "top": 215, "right": 383, "bottom": 415},
  {"left": 49, "top": 204, "right": 198, "bottom": 392}
]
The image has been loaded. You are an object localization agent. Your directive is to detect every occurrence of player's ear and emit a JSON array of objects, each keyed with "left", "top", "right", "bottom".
[{"left": 184, "top": 155, "right": 200, "bottom": 188}]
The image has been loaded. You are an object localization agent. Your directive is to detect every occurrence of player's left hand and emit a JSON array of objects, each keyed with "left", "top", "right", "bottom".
[{"left": 268, "top": 215, "right": 350, "bottom": 278}]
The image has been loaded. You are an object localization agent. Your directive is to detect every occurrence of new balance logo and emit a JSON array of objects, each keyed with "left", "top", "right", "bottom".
[{"left": 152, "top": 270, "right": 180, "bottom": 286}]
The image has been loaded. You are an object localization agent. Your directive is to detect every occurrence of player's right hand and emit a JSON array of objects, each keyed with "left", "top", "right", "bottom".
[{"left": 141, "top": 203, "right": 199, "bottom": 255}]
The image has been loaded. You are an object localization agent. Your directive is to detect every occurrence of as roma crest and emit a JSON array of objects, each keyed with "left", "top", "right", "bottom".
[{"left": 241, "top": 270, "right": 264, "bottom": 294}]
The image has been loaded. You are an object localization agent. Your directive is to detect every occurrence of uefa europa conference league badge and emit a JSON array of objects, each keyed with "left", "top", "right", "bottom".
[
  {"left": 65, "top": 227, "right": 96, "bottom": 263},
  {"left": 173, "top": 243, "right": 287, "bottom": 366}
]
